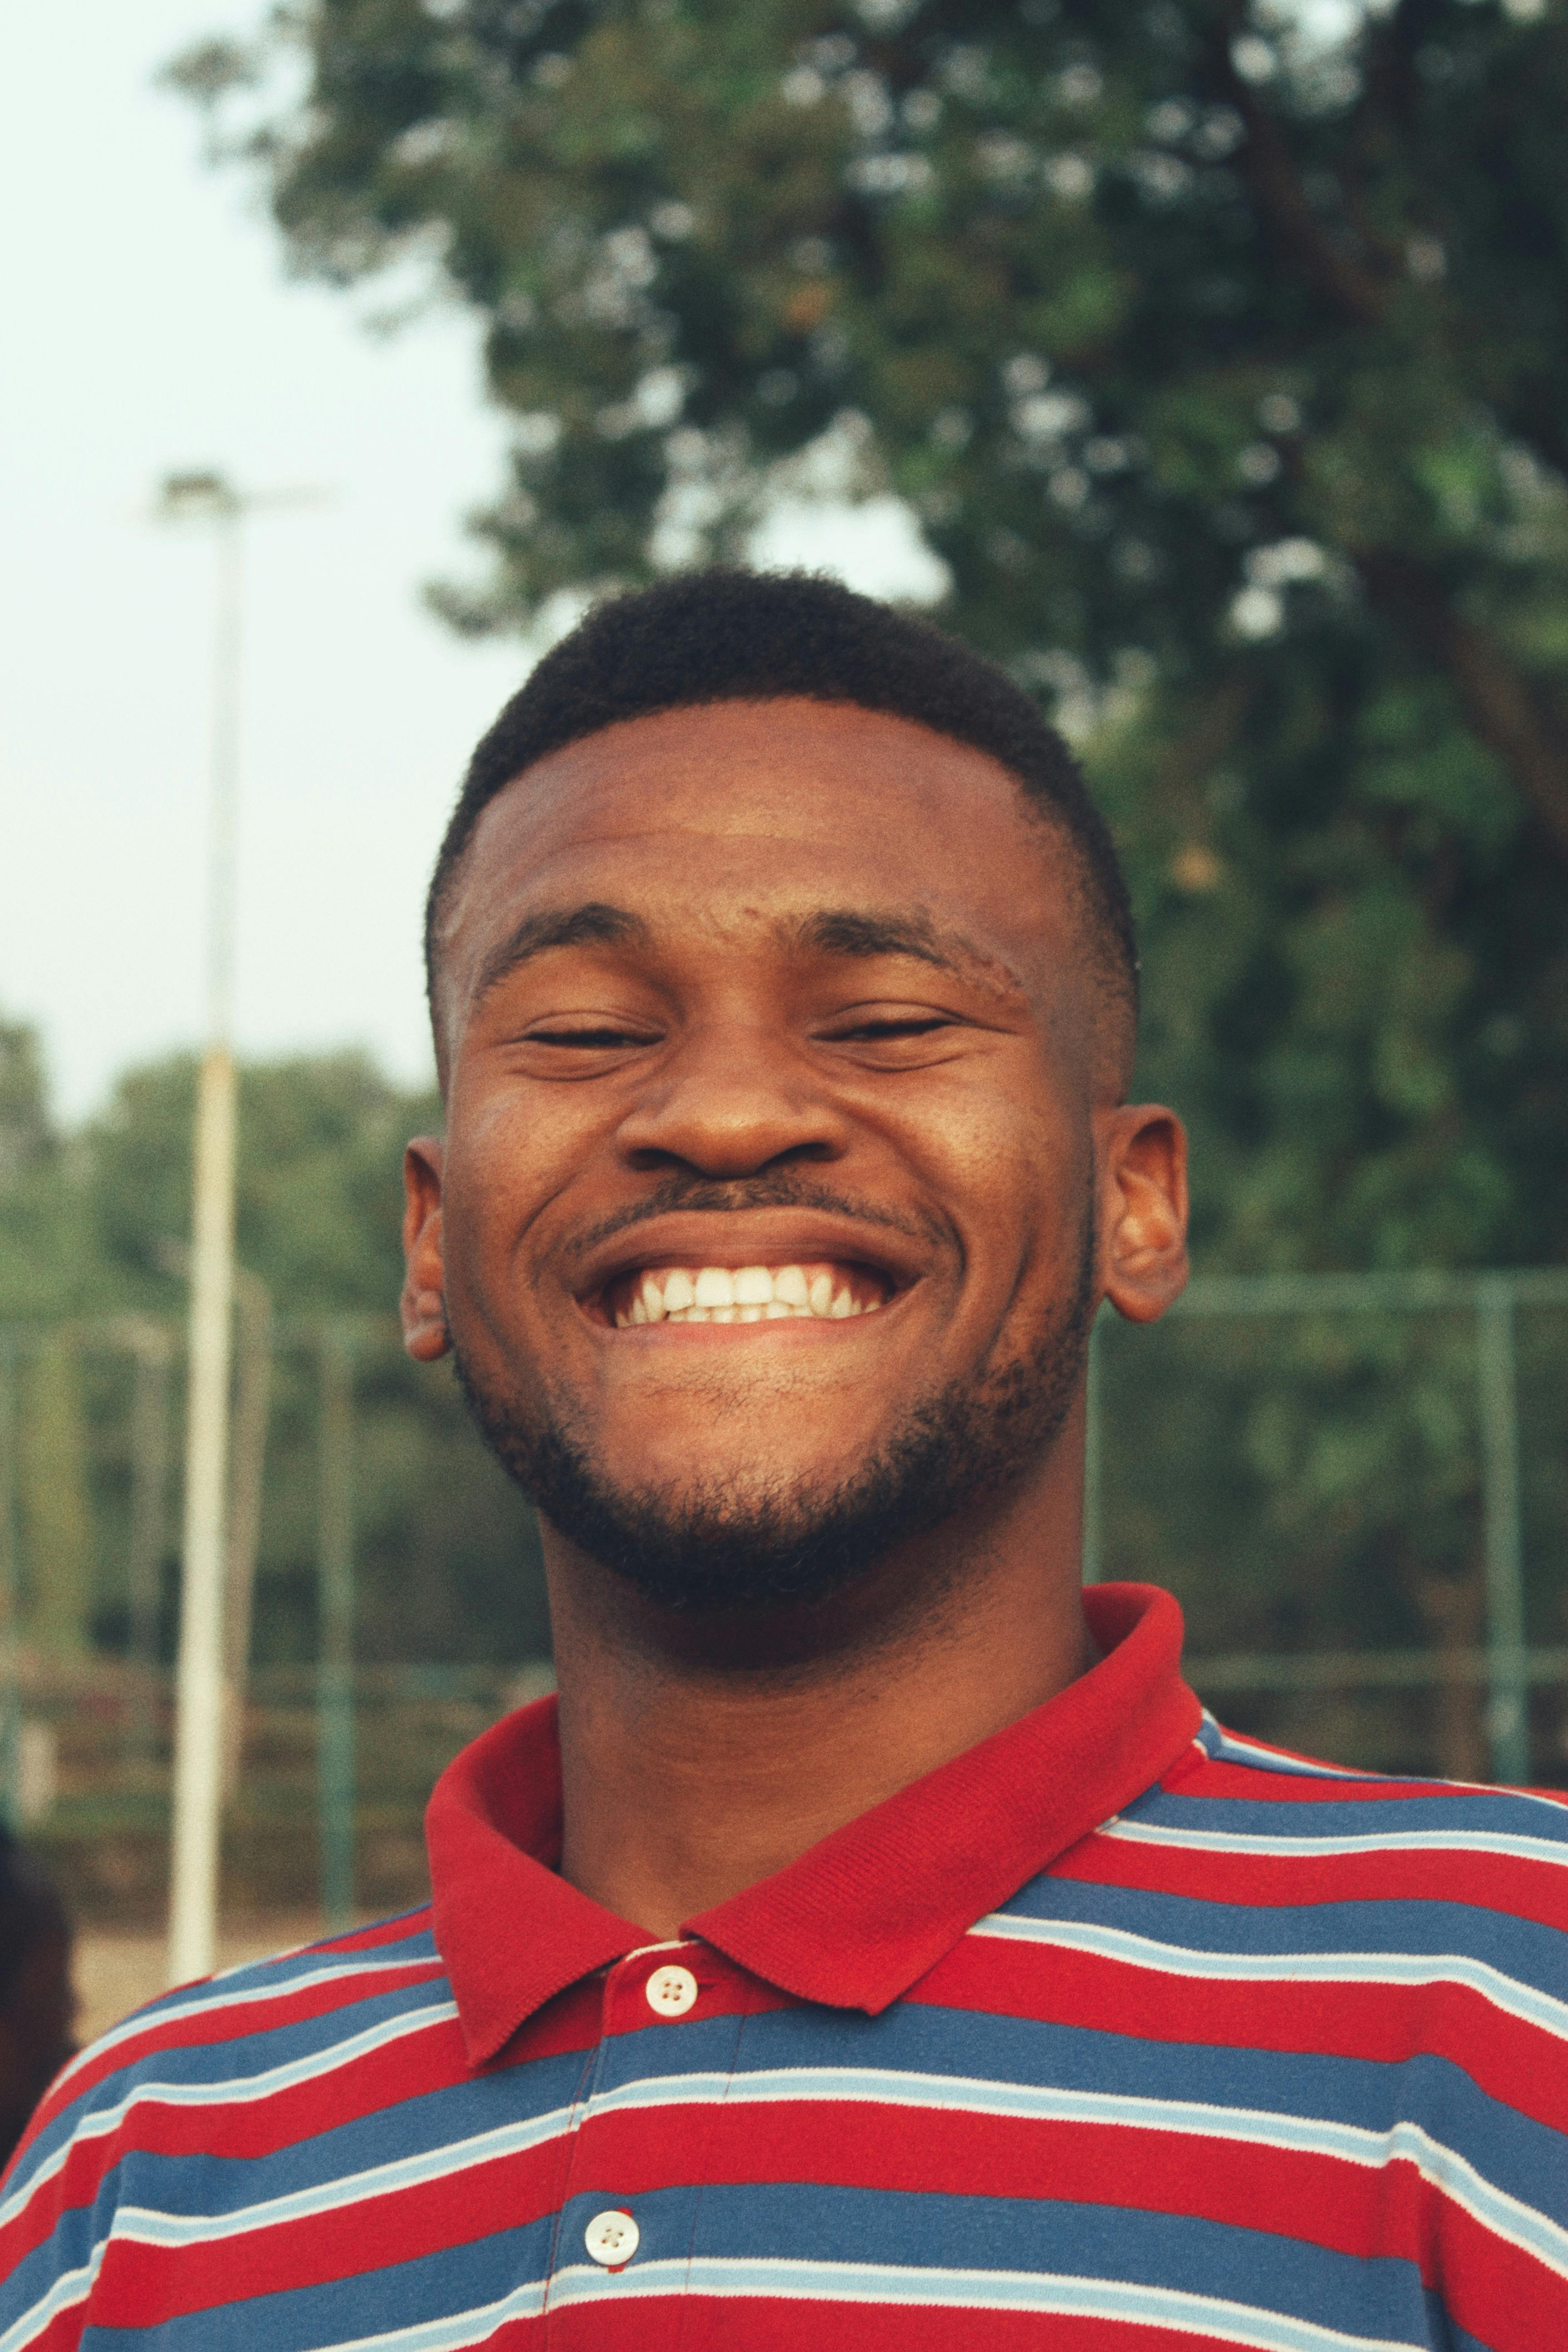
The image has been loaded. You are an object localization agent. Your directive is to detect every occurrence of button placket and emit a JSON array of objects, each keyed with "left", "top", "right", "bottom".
[
  {"left": 540, "top": 1969, "right": 636, "bottom": 2329},
  {"left": 543, "top": 1946, "right": 707, "bottom": 2324}
]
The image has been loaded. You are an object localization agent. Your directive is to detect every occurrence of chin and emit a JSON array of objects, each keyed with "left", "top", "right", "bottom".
[{"left": 596, "top": 1422, "right": 875, "bottom": 1514}]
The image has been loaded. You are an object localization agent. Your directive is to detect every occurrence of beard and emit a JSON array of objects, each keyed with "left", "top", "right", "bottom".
[{"left": 452, "top": 1207, "right": 1097, "bottom": 1620}]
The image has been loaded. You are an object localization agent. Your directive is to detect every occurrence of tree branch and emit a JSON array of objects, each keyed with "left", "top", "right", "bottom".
[
  {"left": 1201, "top": 9, "right": 1391, "bottom": 328},
  {"left": 1360, "top": 553, "right": 1568, "bottom": 858}
]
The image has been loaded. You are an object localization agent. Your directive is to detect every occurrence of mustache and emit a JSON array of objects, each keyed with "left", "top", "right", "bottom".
[{"left": 563, "top": 1171, "right": 948, "bottom": 1269}]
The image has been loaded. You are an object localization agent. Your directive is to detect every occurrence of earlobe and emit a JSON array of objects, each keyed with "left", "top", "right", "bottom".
[
  {"left": 1097, "top": 1106, "right": 1190, "bottom": 1326},
  {"left": 402, "top": 1137, "right": 451, "bottom": 1362}
]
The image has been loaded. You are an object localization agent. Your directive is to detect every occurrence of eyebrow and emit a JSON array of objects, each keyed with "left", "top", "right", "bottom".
[
  {"left": 791, "top": 908, "right": 958, "bottom": 970},
  {"left": 791, "top": 907, "right": 1025, "bottom": 1000},
  {"left": 468, "top": 897, "right": 1021, "bottom": 1007},
  {"left": 471, "top": 902, "right": 650, "bottom": 1005}
]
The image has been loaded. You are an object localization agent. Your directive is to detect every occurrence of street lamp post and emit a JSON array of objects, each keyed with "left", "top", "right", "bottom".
[
  {"left": 155, "top": 472, "right": 324, "bottom": 1986},
  {"left": 158, "top": 471, "right": 243, "bottom": 1987}
]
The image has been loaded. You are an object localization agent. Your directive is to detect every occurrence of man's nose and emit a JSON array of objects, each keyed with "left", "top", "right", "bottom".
[{"left": 615, "top": 1024, "right": 848, "bottom": 1178}]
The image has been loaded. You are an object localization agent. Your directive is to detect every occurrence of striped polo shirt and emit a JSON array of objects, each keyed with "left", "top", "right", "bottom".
[{"left": 3, "top": 1581, "right": 1566, "bottom": 2349}]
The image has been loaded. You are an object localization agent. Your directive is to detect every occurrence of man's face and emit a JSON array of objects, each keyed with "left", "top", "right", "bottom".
[{"left": 408, "top": 698, "right": 1177, "bottom": 1611}]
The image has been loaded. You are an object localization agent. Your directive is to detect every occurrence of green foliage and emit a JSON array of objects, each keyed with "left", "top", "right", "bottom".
[
  {"left": 169, "top": 0, "right": 1568, "bottom": 1282},
  {"left": 21, "top": 1340, "right": 93, "bottom": 1659},
  {"left": 83, "top": 1049, "right": 434, "bottom": 1316},
  {"left": 0, "top": 1026, "right": 544, "bottom": 1669},
  {"left": 17, "top": 10, "right": 1551, "bottom": 1750}
]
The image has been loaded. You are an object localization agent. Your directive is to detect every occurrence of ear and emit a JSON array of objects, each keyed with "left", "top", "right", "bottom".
[
  {"left": 1093, "top": 1104, "right": 1189, "bottom": 1325},
  {"left": 402, "top": 1137, "right": 451, "bottom": 1361}
]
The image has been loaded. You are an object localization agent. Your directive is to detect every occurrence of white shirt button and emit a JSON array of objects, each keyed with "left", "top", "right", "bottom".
[
  {"left": 644, "top": 1963, "right": 699, "bottom": 2018},
  {"left": 583, "top": 2209, "right": 639, "bottom": 2267}
]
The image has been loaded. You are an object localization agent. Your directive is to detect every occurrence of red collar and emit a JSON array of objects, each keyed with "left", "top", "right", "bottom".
[{"left": 426, "top": 1583, "right": 1200, "bottom": 2065}]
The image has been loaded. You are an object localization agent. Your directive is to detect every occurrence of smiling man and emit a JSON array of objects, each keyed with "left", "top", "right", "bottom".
[{"left": 5, "top": 572, "right": 1566, "bottom": 2349}]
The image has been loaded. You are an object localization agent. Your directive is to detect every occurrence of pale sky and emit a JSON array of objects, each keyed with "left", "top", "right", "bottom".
[{"left": 1, "top": 2, "right": 941, "bottom": 1118}]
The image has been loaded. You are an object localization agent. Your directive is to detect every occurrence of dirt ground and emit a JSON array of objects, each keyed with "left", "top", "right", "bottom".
[{"left": 74, "top": 1920, "right": 329, "bottom": 2046}]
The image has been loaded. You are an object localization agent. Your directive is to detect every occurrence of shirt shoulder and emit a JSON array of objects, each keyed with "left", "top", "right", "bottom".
[
  {"left": 1022, "top": 1708, "right": 1568, "bottom": 2019},
  {"left": 0, "top": 1909, "right": 452, "bottom": 2345},
  {"left": 1130, "top": 1710, "right": 1568, "bottom": 1875}
]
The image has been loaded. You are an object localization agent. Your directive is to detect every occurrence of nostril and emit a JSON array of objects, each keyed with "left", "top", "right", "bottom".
[{"left": 624, "top": 1137, "right": 840, "bottom": 1178}]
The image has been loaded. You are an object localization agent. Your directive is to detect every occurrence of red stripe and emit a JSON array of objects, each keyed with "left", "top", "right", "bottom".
[
  {"left": 550, "top": 2097, "right": 1549, "bottom": 2301},
  {"left": 663, "top": 2316, "right": 1271, "bottom": 2352},
  {"left": 1063, "top": 1822, "right": 1568, "bottom": 1933},
  {"left": 9, "top": 2304, "right": 90, "bottom": 2352},
  {"left": 906, "top": 1932, "right": 1568, "bottom": 2133},
  {"left": 604, "top": 2307, "right": 1398, "bottom": 2352},
  {"left": 86, "top": 2140, "right": 568, "bottom": 2324},
  {"left": 78, "top": 2095, "right": 1553, "bottom": 2336},
  {"left": 0, "top": 2010, "right": 472, "bottom": 2279},
  {"left": 42, "top": 1955, "right": 447, "bottom": 2120}
]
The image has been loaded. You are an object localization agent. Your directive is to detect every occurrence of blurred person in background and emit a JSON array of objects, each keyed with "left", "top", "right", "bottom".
[{"left": 0, "top": 1829, "right": 74, "bottom": 2174}]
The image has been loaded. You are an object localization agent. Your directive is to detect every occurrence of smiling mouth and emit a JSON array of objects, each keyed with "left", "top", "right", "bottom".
[{"left": 603, "top": 1261, "right": 892, "bottom": 1330}]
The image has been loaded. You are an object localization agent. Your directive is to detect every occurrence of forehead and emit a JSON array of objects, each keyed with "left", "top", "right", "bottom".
[{"left": 440, "top": 698, "right": 1079, "bottom": 984}]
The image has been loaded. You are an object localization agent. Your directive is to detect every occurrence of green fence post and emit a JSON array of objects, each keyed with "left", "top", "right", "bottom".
[
  {"left": 317, "top": 1329, "right": 356, "bottom": 1931},
  {"left": 126, "top": 1323, "right": 173, "bottom": 1764},
  {"left": 1082, "top": 1312, "right": 1103, "bottom": 1586},
  {"left": 0, "top": 1336, "right": 20, "bottom": 1829},
  {"left": 1476, "top": 1278, "right": 1529, "bottom": 1785}
]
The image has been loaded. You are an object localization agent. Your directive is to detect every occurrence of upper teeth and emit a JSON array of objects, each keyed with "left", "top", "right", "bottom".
[{"left": 613, "top": 1263, "right": 881, "bottom": 1329}]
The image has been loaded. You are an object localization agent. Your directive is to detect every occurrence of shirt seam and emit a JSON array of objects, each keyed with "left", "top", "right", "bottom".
[{"left": 540, "top": 1975, "right": 612, "bottom": 2338}]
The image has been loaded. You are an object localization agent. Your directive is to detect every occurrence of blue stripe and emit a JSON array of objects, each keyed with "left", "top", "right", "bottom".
[
  {"left": 85, "top": 1928, "right": 444, "bottom": 2056},
  {"left": 551, "top": 2258, "right": 1424, "bottom": 2351},
  {"left": 1130, "top": 1781, "right": 1568, "bottom": 1849},
  {"left": 720, "top": 1999, "right": 1568, "bottom": 2224},
  {"left": 552, "top": 2181, "right": 1437, "bottom": 2344},
  {"left": 11, "top": 1962, "right": 453, "bottom": 2194},
  {"left": 93, "top": 2042, "right": 593, "bottom": 2219},
  {"left": 1200, "top": 1720, "right": 1387, "bottom": 1784},
  {"left": 995, "top": 1872, "right": 1568, "bottom": 1990},
  {"left": 0, "top": 2203, "right": 102, "bottom": 2352},
  {"left": 50, "top": 1972, "right": 1561, "bottom": 2241},
  {"left": 78, "top": 2217, "right": 555, "bottom": 2352}
]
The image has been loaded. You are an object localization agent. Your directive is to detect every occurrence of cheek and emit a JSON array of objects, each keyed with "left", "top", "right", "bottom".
[
  {"left": 888, "top": 1064, "right": 1081, "bottom": 1249},
  {"left": 443, "top": 1086, "right": 587, "bottom": 1266}
]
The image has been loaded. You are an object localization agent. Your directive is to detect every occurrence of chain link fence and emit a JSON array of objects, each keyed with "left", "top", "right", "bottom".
[{"left": 1, "top": 1270, "right": 1565, "bottom": 1933}]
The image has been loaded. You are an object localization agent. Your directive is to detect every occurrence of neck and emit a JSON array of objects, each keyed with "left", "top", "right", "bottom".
[{"left": 545, "top": 1415, "right": 1093, "bottom": 1940}]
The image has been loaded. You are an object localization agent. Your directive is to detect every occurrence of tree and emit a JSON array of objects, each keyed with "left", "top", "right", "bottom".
[
  {"left": 168, "top": 0, "right": 1568, "bottom": 1276},
  {"left": 0, "top": 1042, "right": 546, "bottom": 1671},
  {"left": 150, "top": 6, "right": 1568, "bottom": 1764}
]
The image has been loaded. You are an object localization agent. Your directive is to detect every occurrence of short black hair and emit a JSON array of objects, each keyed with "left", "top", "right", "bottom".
[{"left": 426, "top": 568, "right": 1137, "bottom": 1058}]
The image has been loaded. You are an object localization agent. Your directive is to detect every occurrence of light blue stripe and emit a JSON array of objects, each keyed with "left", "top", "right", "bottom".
[
  {"left": 972, "top": 1909, "right": 1568, "bottom": 2043},
  {"left": 1104, "top": 1817, "right": 1568, "bottom": 1869},
  {"left": 0, "top": 2001, "right": 459, "bottom": 2234},
  {"left": 0, "top": 2235, "right": 105, "bottom": 2352},
  {"left": 303, "top": 2277, "right": 549, "bottom": 2351},
  {"left": 1205, "top": 1732, "right": 1568, "bottom": 1823},
  {"left": 575, "top": 2065, "right": 1568, "bottom": 2278},
  {"left": 58, "top": 2056, "right": 1568, "bottom": 2282},
  {"left": 52, "top": 1951, "right": 446, "bottom": 2088},
  {"left": 1204, "top": 1722, "right": 1364, "bottom": 1782},
  {"left": 545, "top": 2254, "right": 1425, "bottom": 2349},
  {"left": 113, "top": 2101, "right": 575, "bottom": 2247}
]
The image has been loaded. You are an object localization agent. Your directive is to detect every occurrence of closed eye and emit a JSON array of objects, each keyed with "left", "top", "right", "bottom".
[
  {"left": 527, "top": 1024, "right": 657, "bottom": 1049},
  {"left": 824, "top": 1014, "right": 956, "bottom": 1042}
]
